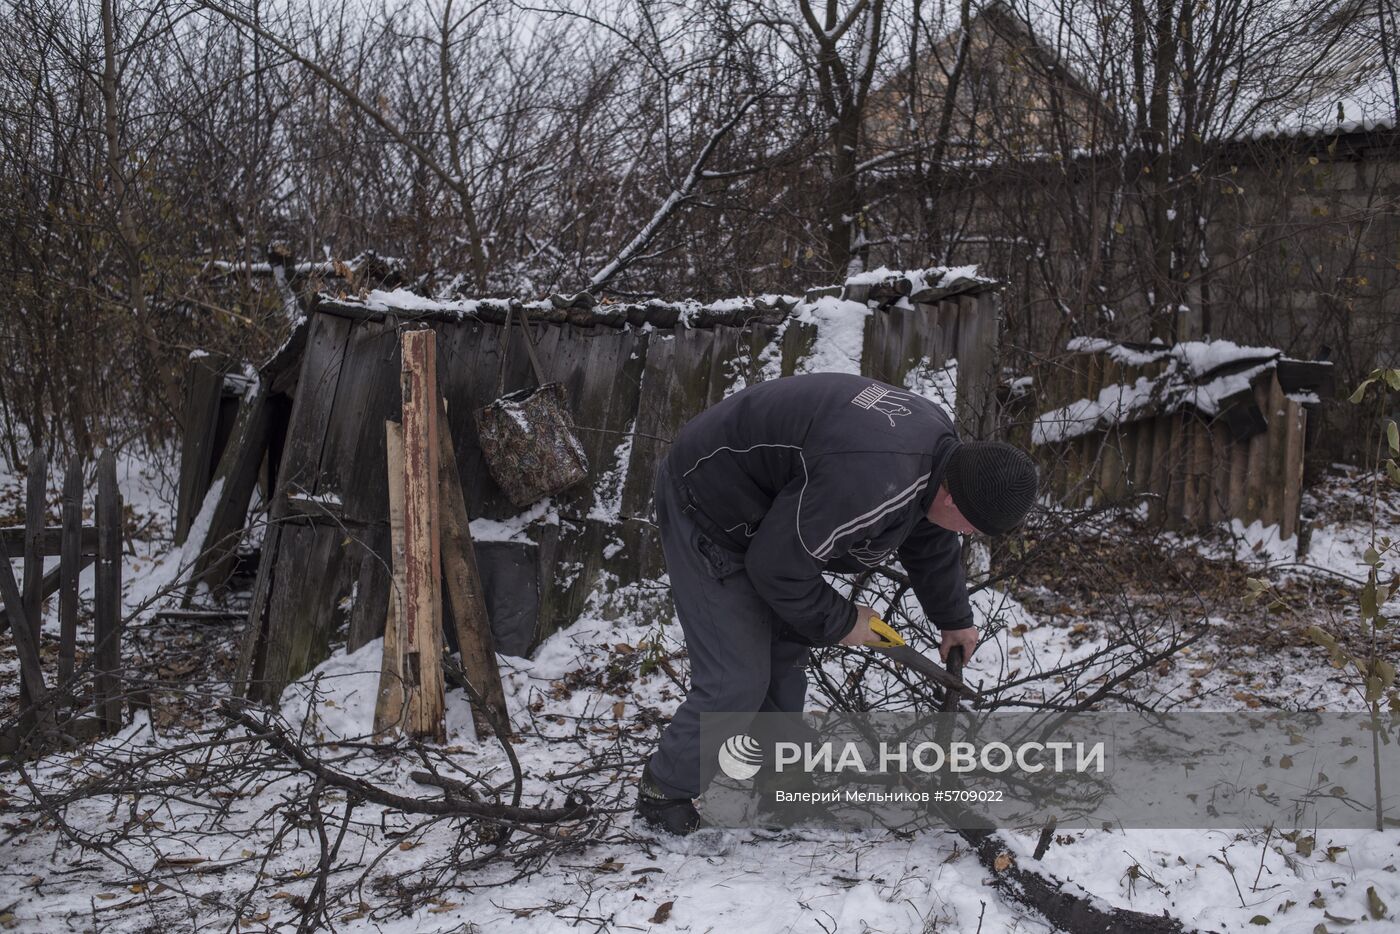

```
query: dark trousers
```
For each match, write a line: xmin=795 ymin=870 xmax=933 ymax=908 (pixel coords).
xmin=646 ymin=458 xmax=810 ymax=800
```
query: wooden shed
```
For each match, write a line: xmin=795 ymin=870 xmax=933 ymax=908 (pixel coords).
xmin=194 ymin=269 xmax=1003 ymax=703
xmin=1026 ymin=337 xmax=1334 ymax=535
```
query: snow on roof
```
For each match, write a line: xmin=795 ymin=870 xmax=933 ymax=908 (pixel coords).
xmin=952 ymin=0 xmax=1397 ymax=146
xmin=314 ymin=289 xmax=805 ymax=330
xmin=314 ymin=267 xmax=999 ymax=330
xmin=1032 ymin=338 xmax=1302 ymax=445
xmin=841 ymin=265 xmax=1001 ymax=305
xmin=1227 ymin=0 xmax=1399 ymax=141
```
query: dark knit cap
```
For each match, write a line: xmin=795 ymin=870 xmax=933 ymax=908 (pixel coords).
xmin=943 ymin=441 xmax=1038 ymax=535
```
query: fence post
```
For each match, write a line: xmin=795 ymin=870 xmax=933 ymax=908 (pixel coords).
xmin=59 ymin=457 xmax=82 ymax=687
xmin=18 ymin=448 xmax=46 ymax=720
xmin=95 ymin=453 xmax=123 ymax=734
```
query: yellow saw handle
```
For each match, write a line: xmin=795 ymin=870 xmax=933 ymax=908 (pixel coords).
xmin=864 ymin=615 xmax=906 ymax=648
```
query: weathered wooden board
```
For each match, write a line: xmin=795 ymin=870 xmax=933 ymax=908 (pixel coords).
xmin=278 ymin=313 xmax=356 ymax=499
xmin=861 ymin=307 xmax=888 ymax=383
xmin=704 ymin=325 xmax=746 ymax=405
xmin=1128 ymin=420 xmax=1152 ymax=497
xmin=399 ymin=330 xmax=446 ymax=742
xmin=1208 ymin=420 xmax=1231 ymax=525
xmin=176 ymin=355 xmax=226 ymax=545
xmin=22 ymin=448 xmax=45 ymax=661
xmin=257 ymin=522 xmax=349 ymax=706
xmin=237 ymin=312 xmax=355 ymax=702
xmin=779 ymin=318 xmax=817 ymax=377
xmin=554 ymin=327 xmax=634 ymax=519
xmin=621 ymin=330 xmax=674 ymax=519
xmin=1147 ymin=416 xmax=1173 ymax=525
xmin=880 ymin=307 xmax=907 ymax=384
xmin=437 ymin=396 xmax=510 ymax=739
xmin=94 ymin=453 xmax=122 ymax=733
xmin=1164 ymin=415 xmax=1187 ymax=527
xmin=189 ymin=378 xmax=274 ymax=592
xmin=0 ymin=549 xmax=50 ymax=736
xmin=232 ymin=521 xmax=282 ymax=697
xmin=58 ymin=458 xmax=82 ymax=686
xmin=1281 ymin=398 xmax=1307 ymax=541
xmin=316 ymin=318 xmax=401 ymax=525
xmin=345 ymin=525 xmax=391 ymax=654
xmin=955 ymin=294 xmax=999 ymax=439
xmin=1227 ymin=429 xmax=1249 ymax=520
xmin=376 ymin=421 xmax=408 ymax=738
xmin=1262 ymin=374 xmax=1287 ymax=530
xmin=1 ymin=525 xmax=98 ymax=558
xmin=535 ymin=515 xmax=663 ymax=648
xmin=436 ymin=320 xmax=495 ymax=520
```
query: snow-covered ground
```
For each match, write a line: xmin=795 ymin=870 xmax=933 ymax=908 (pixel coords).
xmin=1 ymin=449 xmax=1397 ymax=933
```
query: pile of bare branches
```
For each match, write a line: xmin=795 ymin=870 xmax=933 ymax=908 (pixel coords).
xmin=2 ymin=671 xmax=603 ymax=929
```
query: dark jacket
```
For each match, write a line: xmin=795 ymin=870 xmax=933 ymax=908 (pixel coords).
xmin=663 ymin=372 xmax=975 ymax=645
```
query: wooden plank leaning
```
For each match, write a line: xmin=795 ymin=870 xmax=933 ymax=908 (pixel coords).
xmin=375 ymin=421 xmax=409 ymax=737
xmin=175 ymin=354 xmax=226 ymax=545
xmin=375 ymin=328 xmax=448 ymax=742
xmin=0 ymin=548 xmax=53 ymax=739
xmin=187 ymin=378 xmax=273 ymax=595
xmin=437 ymin=395 xmax=511 ymax=739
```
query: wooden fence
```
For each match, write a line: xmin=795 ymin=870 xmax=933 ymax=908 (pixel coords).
xmin=1026 ymin=341 xmax=1331 ymax=536
xmin=2 ymin=451 xmax=124 ymax=750
xmin=226 ymin=274 xmax=1002 ymax=703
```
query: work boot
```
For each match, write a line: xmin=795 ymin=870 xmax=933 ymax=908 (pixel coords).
xmin=636 ymin=763 xmax=702 ymax=836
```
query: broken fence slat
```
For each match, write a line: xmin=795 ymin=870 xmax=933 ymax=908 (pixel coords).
xmin=175 ymin=354 xmax=227 ymax=545
xmin=0 ymin=550 xmax=52 ymax=736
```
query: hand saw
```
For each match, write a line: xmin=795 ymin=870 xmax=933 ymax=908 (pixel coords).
xmin=862 ymin=616 xmax=979 ymax=701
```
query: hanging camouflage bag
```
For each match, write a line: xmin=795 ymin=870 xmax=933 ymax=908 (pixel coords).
xmin=473 ymin=305 xmax=589 ymax=507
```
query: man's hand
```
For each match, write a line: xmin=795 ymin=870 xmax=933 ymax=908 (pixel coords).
xmin=838 ymin=605 xmax=880 ymax=646
xmin=938 ymin=626 xmax=978 ymax=664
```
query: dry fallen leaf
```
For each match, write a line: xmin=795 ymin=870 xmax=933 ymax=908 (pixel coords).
xmin=649 ymin=901 xmax=674 ymax=924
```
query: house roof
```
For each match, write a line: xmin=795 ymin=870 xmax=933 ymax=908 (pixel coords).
xmin=1228 ymin=0 xmax=1398 ymax=140
xmin=875 ymin=0 xmax=1396 ymax=149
